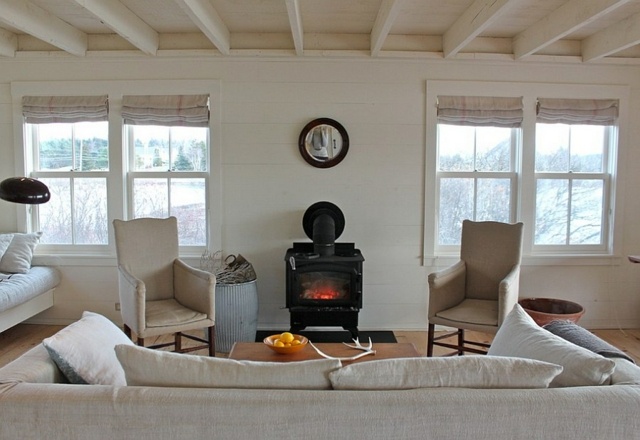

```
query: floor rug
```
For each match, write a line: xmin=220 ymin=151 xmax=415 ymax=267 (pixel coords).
xmin=255 ymin=330 xmax=397 ymax=343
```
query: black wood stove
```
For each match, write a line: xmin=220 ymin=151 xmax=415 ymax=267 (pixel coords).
xmin=285 ymin=202 xmax=364 ymax=338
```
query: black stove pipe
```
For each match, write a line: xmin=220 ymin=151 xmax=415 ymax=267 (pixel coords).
xmin=313 ymin=214 xmax=335 ymax=256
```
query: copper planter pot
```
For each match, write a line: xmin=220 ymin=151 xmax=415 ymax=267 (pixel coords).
xmin=518 ymin=298 xmax=585 ymax=326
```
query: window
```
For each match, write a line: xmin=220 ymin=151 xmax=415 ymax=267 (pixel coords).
xmin=24 ymin=96 xmax=110 ymax=245
xmin=425 ymin=81 xmax=628 ymax=258
xmin=533 ymin=98 xmax=617 ymax=249
xmin=13 ymin=80 xmax=221 ymax=256
xmin=435 ymin=96 xmax=521 ymax=246
xmin=123 ymin=95 xmax=210 ymax=246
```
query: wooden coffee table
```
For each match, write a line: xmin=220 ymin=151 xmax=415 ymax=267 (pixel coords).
xmin=228 ymin=342 xmax=420 ymax=365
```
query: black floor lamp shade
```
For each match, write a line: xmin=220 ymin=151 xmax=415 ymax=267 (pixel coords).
xmin=0 ymin=177 xmax=50 ymax=204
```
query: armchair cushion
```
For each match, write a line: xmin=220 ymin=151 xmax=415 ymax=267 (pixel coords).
xmin=145 ymin=299 xmax=208 ymax=328
xmin=488 ymin=305 xmax=615 ymax=387
xmin=434 ymin=299 xmax=498 ymax=327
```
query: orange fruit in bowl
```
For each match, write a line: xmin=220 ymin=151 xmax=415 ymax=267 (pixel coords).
xmin=280 ymin=332 xmax=295 ymax=343
xmin=264 ymin=333 xmax=308 ymax=354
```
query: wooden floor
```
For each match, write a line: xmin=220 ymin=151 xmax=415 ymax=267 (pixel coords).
xmin=2 ymin=324 xmax=640 ymax=368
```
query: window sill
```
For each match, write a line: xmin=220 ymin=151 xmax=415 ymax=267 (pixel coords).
xmin=425 ymin=254 xmax=624 ymax=267
xmin=32 ymin=252 xmax=204 ymax=267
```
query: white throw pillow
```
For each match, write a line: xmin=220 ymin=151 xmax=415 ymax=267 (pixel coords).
xmin=43 ymin=311 xmax=134 ymax=386
xmin=0 ymin=234 xmax=14 ymax=261
xmin=488 ymin=304 xmax=615 ymax=387
xmin=0 ymin=232 xmax=42 ymax=274
xmin=329 ymin=356 xmax=562 ymax=390
xmin=115 ymin=344 xmax=342 ymax=390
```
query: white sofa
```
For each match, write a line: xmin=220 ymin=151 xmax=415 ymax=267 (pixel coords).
xmin=0 ymin=232 xmax=60 ymax=333
xmin=0 ymin=266 xmax=60 ymax=333
xmin=1 ymin=342 xmax=640 ymax=440
xmin=2 ymin=305 xmax=640 ymax=440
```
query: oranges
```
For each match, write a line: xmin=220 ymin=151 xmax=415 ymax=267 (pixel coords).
xmin=265 ymin=332 xmax=308 ymax=353
xmin=272 ymin=332 xmax=300 ymax=347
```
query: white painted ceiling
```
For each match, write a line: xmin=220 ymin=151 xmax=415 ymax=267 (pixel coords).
xmin=2 ymin=0 xmax=640 ymax=63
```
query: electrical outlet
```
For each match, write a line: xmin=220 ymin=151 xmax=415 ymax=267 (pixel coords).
xmin=115 ymin=302 xmax=120 ymax=311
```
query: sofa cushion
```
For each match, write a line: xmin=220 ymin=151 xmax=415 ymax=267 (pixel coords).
xmin=610 ymin=358 xmax=640 ymax=385
xmin=43 ymin=311 xmax=133 ymax=386
xmin=329 ymin=356 xmax=562 ymax=390
xmin=115 ymin=344 xmax=342 ymax=390
xmin=488 ymin=304 xmax=615 ymax=387
xmin=0 ymin=232 xmax=41 ymax=274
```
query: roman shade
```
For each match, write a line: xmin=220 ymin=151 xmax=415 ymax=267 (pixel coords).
xmin=22 ymin=96 xmax=108 ymax=124
xmin=536 ymin=98 xmax=619 ymax=125
xmin=437 ymin=96 xmax=523 ymax=127
xmin=121 ymin=95 xmax=209 ymax=127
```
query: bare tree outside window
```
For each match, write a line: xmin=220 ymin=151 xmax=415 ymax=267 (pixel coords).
xmin=534 ymin=124 xmax=607 ymax=246
xmin=31 ymin=122 xmax=109 ymax=245
xmin=437 ymin=124 xmax=516 ymax=245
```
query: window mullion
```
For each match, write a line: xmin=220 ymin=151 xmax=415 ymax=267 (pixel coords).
xmin=566 ymin=178 xmax=573 ymax=245
xmin=167 ymin=176 xmax=172 ymax=217
xmin=70 ymin=176 xmax=76 ymax=245
xmin=472 ymin=176 xmax=478 ymax=220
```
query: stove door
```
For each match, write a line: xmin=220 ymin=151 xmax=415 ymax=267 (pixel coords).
xmin=287 ymin=263 xmax=361 ymax=308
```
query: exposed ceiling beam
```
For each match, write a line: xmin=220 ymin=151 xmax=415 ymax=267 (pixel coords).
xmin=0 ymin=28 xmax=17 ymax=57
xmin=443 ymin=0 xmax=515 ymax=58
xmin=73 ymin=0 xmax=159 ymax=55
xmin=513 ymin=0 xmax=629 ymax=59
xmin=371 ymin=0 xmax=403 ymax=57
xmin=0 ymin=0 xmax=87 ymax=56
xmin=582 ymin=10 xmax=640 ymax=61
xmin=285 ymin=0 xmax=303 ymax=56
xmin=174 ymin=0 xmax=230 ymax=55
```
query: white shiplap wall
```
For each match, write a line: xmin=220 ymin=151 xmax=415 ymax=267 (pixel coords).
xmin=1 ymin=55 xmax=640 ymax=331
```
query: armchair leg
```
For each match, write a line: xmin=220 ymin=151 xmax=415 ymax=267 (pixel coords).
xmin=124 ymin=324 xmax=132 ymax=340
xmin=208 ymin=325 xmax=215 ymax=357
xmin=457 ymin=329 xmax=464 ymax=356
xmin=175 ymin=332 xmax=182 ymax=352
xmin=427 ymin=324 xmax=435 ymax=357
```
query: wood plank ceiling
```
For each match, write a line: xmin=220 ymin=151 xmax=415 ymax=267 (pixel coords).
xmin=2 ymin=0 xmax=640 ymax=64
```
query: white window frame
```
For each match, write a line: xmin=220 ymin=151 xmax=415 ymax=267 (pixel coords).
xmin=435 ymin=124 xmax=520 ymax=253
xmin=424 ymin=80 xmax=629 ymax=264
xmin=533 ymin=124 xmax=614 ymax=253
xmin=11 ymin=80 xmax=222 ymax=258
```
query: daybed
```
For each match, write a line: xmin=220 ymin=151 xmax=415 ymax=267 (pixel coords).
xmin=1 ymin=306 xmax=640 ymax=440
xmin=0 ymin=232 xmax=60 ymax=333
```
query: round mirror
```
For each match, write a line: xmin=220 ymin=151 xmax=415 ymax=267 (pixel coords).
xmin=298 ymin=118 xmax=349 ymax=168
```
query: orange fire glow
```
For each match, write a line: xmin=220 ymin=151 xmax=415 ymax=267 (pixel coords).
xmin=303 ymin=286 xmax=342 ymax=300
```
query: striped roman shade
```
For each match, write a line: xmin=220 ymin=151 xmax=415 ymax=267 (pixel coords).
xmin=22 ymin=95 xmax=108 ymax=124
xmin=536 ymin=98 xmax=618 ymax=125
xmin=122 ymin=95 xmax=209 ymax=127
xmin=437 ymin=96 xmax=523 ymax=127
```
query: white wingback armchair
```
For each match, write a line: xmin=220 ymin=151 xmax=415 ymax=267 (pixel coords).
xmin=427 ymin=220 xmax=523 ymax=356
xmin=113 ymin=216 xmax=216 ymax=356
